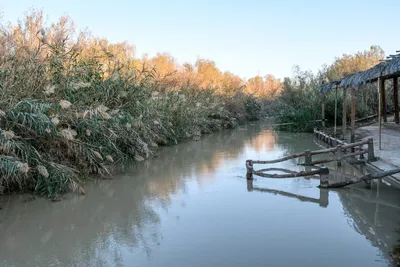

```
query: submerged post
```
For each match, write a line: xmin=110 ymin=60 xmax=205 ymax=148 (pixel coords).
xmin=304 ymin=150 xmax=312 ymax=165
xmin=319 ymin=167 xmax=330 ymax=188
xmin=246 ymin=179 xmax=254 ymax=192
xmin=246 ymin=160 xmax=253 ymax=180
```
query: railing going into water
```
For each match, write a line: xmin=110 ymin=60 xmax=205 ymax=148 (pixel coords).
xmin=245 ymin=132 xmax=400 ymax=188
xmin=313 ymin=129 xmax=376 ymax=162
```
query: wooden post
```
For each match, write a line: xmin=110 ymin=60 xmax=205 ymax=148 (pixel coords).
xmin=367 ymin=138 xmax=375 ymax=161
xmin=319 ymin=167 xmax=330 ymax=188
xmin=380 ymin=78 xmax=387 ymax=123
xmin=334 ymin=86 xmax=338 ymax=136
xmin=359 ymin=145 xmax=365 ymax=160
xmin=378 ymin=78 xmax=382 ymax=150
xmin=246 ymin=160 xmax=253 ymax=180
xmin=350 ymin=87 xmax=356 ymax=144
xmin=342 ymin=87 xmax=347 ymax=139
xmin=246 ymin=179 xmax=254 ymax=192
xmin=305 ymin=150 xmax=312 ymax=165
xmin=364 ymin=180 xmax=372 ymax=189
xmin=321 ymin=95 xmax=325 ymax=128
xmin=336 ymin=151 xmax=342 ymax=167
xmin=394 ymin=77 xmax=399 ymax=124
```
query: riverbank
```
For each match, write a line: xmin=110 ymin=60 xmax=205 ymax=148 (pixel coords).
xmin=0 ymin=93 xmax=261 ymax=199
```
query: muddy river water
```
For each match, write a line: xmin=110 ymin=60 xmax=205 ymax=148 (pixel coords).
xmin=0 ymin=123 xmax=399 ymax=267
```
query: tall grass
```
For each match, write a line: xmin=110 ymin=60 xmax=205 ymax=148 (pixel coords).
xmin=0 ymin=13 xmax=261 ymax=198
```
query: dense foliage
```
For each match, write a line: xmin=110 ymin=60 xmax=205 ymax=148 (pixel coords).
xmin=270 ymin=46 xmax=387 ymax=132
xmin=0 ymin=10 xmax=263 ymax=198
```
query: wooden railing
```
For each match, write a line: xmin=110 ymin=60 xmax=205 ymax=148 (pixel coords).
xmin=244 ymin=130 xmax=399 ymax=188
xmin=313 ymin=129 xmax=375 ymax=162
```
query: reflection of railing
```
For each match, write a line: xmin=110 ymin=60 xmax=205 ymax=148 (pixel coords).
xmin=246 ymin=180 xmax=329 ymax=207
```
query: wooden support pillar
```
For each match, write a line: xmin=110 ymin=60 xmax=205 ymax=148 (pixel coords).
xmin=304 ymin=150 xmax=312 ymax=165
xmin=378 ymin=77 xmax=382 ymax=150
xmin=350 ymin=88 xmax=356 ymax=144
xmin=342 ymin=87 xmax=347 ymax=139
xmin=334 ymin=86 xmax=338 ymax=136
xmin=321 ymin=96 xmax=325 ymax=128
xmin=380 ymin=78 xmax=387 ymax=123
xmin=394 ymin=77 xmax=399 ymax=124
xmin=367 ymin=138 xmax=375 ymax=161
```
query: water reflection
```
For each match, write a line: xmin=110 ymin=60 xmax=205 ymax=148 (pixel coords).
xmin=247 ymin=180 xmax=330 ymax=207
xmin=338 ymin=182 xmax=400 ymax=266
xmin=0 ymin=125 xmax=264 ymax=267
xmin=0 ymin=178 xmax=163 ymax=266
xmin=0 ymin=123 xmax=398 ymax=267
xmin=246 ymin=129 xmax=277 ymax=152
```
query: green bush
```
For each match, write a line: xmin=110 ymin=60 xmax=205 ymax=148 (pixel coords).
xmin=271 ymin=68 xmax=381 ymax=133
xmin=244 ymin=95 xmax=262 ymax=121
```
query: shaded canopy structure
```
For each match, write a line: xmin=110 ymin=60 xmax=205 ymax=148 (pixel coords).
xmin=319 ymin=52 xmax=400 ymax=149
xmin=320 ymin=57 xmax=400 ymax=92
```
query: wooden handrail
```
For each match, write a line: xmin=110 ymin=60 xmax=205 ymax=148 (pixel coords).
xmin=314 ymin=129 xmax=375 ymax=161
xmin=245 ymin=129 xmax=378 ymax=189
xmin=299 ymin=150 xmax=367 ymax=166
xmin=251 ymin=139 xmax=369 ymax=166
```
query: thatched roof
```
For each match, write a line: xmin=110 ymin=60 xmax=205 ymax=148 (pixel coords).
xmin=319 ymin=54 xmax=400 ymax=93
xmin=339 ymin=72 xmax=363 ymax=88
xmin=319 ymin=81 xmax=339 ymax=93
xmin=382 ymin=56 xmax=400 ymax=77
xmin=361 ymin=61 xmax=387 ymax=82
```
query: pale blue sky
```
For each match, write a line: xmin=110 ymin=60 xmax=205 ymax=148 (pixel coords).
xmin=1 ymin=0 xmax=399 ymax=79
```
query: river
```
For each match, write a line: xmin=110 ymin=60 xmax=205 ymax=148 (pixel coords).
xmin=0 ymin=123 xmax=399 ymax=267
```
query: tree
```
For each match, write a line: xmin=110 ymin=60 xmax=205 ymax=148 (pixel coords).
xmin=245 ymin=75 xmax=282 ymax=98
xmin=195 ymin=59 xmax=221 ymax=89
xmin=326 ymin=45 xmax=384 ymax=81
xmin=149 ymin=53 xmax=177 ymax=80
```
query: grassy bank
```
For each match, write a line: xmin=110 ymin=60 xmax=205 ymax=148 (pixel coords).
xmin=0 ymin=12 xmax=262 ymax=198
